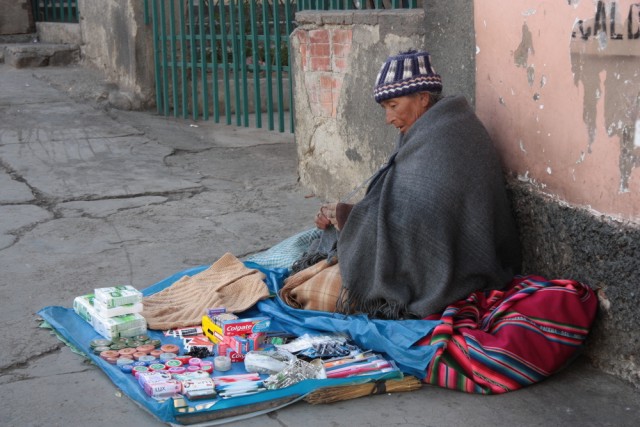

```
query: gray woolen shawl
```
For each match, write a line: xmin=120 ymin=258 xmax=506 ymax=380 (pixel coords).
xmin=337 ymin=95 xmax=522 ymax=319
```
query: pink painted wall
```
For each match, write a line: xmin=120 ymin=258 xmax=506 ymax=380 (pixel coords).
xmin=475 ymin=0 xmax=639 ymax=222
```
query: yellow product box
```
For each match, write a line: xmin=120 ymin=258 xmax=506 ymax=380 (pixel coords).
xmin=202 ymin=315 xmax=225 ymax=343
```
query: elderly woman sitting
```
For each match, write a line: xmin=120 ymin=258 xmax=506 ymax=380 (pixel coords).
xmin=264 ymin=50 xmax=596 ymax=396
xmin=283 ymin=50 xmax=522 ymax=320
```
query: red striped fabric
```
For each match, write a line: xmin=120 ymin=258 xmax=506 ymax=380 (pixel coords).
xmin=419 ymin=275 xmax=598 ymax=394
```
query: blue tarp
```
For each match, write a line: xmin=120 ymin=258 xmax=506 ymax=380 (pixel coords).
xmin=38 ymin=263 xmax=440 ymax=425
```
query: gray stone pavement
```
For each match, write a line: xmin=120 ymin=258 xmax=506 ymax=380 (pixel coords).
xmin=1 ymin=64 xmax=639 ymax=427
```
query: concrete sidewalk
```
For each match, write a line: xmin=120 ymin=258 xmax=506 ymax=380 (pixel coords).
xmin=1 ymin=64 xmax=638 ymax=427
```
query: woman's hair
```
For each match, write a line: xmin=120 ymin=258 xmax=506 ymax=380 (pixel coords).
xmin=426 ymin=91 xmax=443 ymax=107
xmin=411 ymin=91 xmax=442 ymax=108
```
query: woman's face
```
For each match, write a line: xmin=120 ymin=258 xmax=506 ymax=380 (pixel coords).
xmin=380 ymin=92 xmax=430 ymax=134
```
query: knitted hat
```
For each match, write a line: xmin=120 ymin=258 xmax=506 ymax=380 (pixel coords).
xmin=373 ymin=50 xmax=443 ymax=103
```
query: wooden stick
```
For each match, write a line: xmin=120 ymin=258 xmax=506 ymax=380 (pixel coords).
xmin=304 ymin=375 xmax=422 ymax=405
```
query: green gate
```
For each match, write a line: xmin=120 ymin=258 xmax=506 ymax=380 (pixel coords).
xmin=31 ymin=0 xmax=79 ymax=23
xmin=144 ymin=0 xmax=418 ymax=133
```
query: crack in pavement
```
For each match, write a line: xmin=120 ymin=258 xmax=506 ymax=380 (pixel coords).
xmin=162 ymin=146 xmax=217 ymax=167
xmin=106 ymin=218 xmax=135 ymax=285
xmin=56 ymin=187 xmax=206 ymax=204
xmin=1 ymin=366 xmax=96 ymax=385
xmin=1 ymin=153 xmax=206 ymax=251
xmin=0 ymin=341 xmax=65 ymax=374
xmin=0 ymin=157 xmax=53 ymax=214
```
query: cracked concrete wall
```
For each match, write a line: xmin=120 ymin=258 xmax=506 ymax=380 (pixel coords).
xmin=77 ymin=0 xmax=155 ymax=108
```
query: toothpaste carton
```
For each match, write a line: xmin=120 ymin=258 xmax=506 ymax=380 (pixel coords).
xmin=214 ymin=316 xmax=271 ymax=336
xmin=227 ymin=349 xmax=245 ymax=363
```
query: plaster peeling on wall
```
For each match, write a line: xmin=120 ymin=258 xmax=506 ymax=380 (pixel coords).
xmin=635 ymin=120 xmax=640 ymax=148
xmin=547 ymin=167 xmax=553 ymax=174
xmin=514 ymin=23 xmax=534 ymax=67
xmin=570 ymin=1 xmax=640 ymax=192
xmin=527 ymin=66 xmax=535 ymax=86
xmin=596 ymin=30 xmax=609 ymax=50
xmin=519 ymin=140 xmax=527 ymax=153
xmin=522 ymin=9 xmax=537 ymax=17
xmin=517 ymin=170 xmax=548 ymax=189
xmin=540 ymin=74 xmax=548 ymax=88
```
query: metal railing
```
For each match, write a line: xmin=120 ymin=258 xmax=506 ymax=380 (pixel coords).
xmin=31 ymin=0 xmax=79 ymax=23
xmin=144 ymin=0 xmax=419 ymax=133
xmin=296 ymin=0 xmax=418 ymax=10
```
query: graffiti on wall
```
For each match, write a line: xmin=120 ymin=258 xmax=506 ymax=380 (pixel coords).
xmin=572 ymin=1 xmax=639 ymax=42
xmin=570 ymin=0 xmax=639 ymax=193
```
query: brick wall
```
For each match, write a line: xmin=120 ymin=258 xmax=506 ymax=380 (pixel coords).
xmin=295 ymin=28 xmax=352 ymax=118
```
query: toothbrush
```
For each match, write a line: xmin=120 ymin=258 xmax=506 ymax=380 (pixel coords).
xmin=326 ymin=360 xmax=392 ymax=378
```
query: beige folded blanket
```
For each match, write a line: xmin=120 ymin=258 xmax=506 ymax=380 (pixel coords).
xmin=142 ymin=253 xmax=270 ymax=330
xmin=279 ymin=260 xmax=344 ymax=312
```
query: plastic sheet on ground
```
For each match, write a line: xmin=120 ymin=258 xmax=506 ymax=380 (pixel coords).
xmin=38 ymin=263 xmax=440 ymax=425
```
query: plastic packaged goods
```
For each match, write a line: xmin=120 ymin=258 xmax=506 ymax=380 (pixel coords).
xmin=243 ymin=350 xmax=296 ymax=375
xmin=181 ymin=378 xmax=216 ymax=400
xmin=94 ymin=285 xmax=143 ymax=308
xmin=143 ymin=380 xmax=181 ymax=400
xmin=264 ymin=358 xmax=325 ymax=390
xmin=73 ymin=294 xmax=147 ymax=340
xmin=213 ymin=356 xmax=231 ymax=372
xmin=93 ymin=298 xmax=143 ymax=318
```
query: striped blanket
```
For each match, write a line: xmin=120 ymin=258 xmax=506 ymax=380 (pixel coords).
xmin=420 ymin=275 xmax=598 ymax=394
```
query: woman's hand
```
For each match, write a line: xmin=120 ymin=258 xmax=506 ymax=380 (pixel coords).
xmin=315 ymin=203 xmax=339 ymax=230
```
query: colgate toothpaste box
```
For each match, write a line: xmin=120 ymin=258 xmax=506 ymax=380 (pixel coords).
xmin=227 ymin=349 xmax=245 ymax=363
xmin=202 ymin=314 xmax=271 ymax=344
xmin=230 ymin=335 xmax=249 ymax=354
xmin=219 ymin=316 xmax=271 ymax=336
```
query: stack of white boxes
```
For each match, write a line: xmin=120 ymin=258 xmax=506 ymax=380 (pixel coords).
xmin=73 ymin=285 xmax=147 ymax=340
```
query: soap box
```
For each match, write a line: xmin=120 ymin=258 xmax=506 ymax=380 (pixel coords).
xmin=93 ymin=298 xmax=143 ymax=318
xmin=73 ymin=294 xmax=147 ymax=340
xmin=94 ymin=285 xmax=143 ymax=308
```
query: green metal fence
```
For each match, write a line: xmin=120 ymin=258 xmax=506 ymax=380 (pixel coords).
xmin=31 ymin=0 xmax=79 ymax=23
xmin=144 ymin=0 xmax=419 ymax=133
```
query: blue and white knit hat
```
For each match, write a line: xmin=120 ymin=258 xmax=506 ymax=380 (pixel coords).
xmin=373 ymin=50 xmax=443 ymax=103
